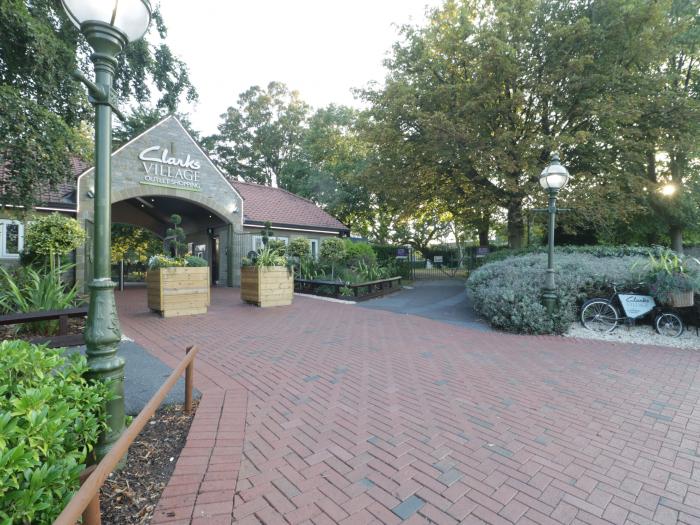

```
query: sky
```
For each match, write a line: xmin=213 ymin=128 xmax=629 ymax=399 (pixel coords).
xmin=157 ymin=1 xmax=443 ymax=136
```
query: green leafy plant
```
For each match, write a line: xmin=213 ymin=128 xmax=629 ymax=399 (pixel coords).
xmin=184 ymin=255 xmax=208 ymax=267
xmin=467 ymin=252 xmax=647 ymax=334
xmin=288 ymin=237 xmax=311 ymax=258
xmin=24 ymin=213 xmax=86 ymax=271
xmin=252 ymin=246 xmax=288 ymax=268
xmin=0 ymin=266 xmax=82 ymax=335
xmin=638 ymin=252 xmax=700 ymax=300
xmin=260 ymin=221 xmax=274 ymax=246
xmin=267 ymin=239 xmax=287 ymax=256
xmin=339 ymin=285 xmax=354 ymax=297
xmin=320 ymin=238 xmax=347 ymax=280
xmin=0 ymin=340 xmax=110 ymax=524
xmin=343 ymin=240 xmax=376 ymax=268
xmin=166 ymin=214 xmax=187 ymax=258
xmin=147 ymin=254 xmax=186 ymax=270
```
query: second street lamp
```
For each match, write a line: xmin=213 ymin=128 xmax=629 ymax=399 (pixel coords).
xmin=60 ymin=0 xmax=151 ymax=461
xmin=539 ymin=153 xmax=571 ymax=315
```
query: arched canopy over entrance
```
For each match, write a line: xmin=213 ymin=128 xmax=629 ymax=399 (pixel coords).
xmin=76 ymin=116 xmax=243 ymax=289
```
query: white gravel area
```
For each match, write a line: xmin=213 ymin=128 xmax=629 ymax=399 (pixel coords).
xmin=566 ymin=323 xmax=700 ymax=350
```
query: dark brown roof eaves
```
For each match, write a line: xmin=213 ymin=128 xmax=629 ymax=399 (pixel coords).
xmin=0 ymin=157 xmax=91 ymax=209
xmin=231 ymin=181 xmax=349 ymax=234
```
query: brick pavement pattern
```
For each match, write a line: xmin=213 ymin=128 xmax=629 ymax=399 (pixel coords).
xmin=117 ymin=288 xmax=700 ymax=524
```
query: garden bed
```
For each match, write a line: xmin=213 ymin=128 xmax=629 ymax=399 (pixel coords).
xmin=295 ymin=276 xmax=402 ymax=301
xmin=101 ymin=401 xmax=197 ymax=525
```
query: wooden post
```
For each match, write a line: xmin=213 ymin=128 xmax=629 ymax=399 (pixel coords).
xmin=79 ymin=466 xmax=101 ymax=525
xmin=59 ymin=314 xmax=69 ymax=336
xmin=185 ymin=346 xmax=194 ymax=414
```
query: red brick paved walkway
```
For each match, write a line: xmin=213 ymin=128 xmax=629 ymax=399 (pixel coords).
xmin=117 ymin=288 xmax=700 ymax=524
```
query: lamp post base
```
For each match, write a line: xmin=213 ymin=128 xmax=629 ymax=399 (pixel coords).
xmin=84 ymin=278 xmax=125 ymax=463
xmin=542 ymin=289 xmax=557 ymax=315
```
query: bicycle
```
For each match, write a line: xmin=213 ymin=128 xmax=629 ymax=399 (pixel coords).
xmin=580 ymin=283 xmax=684 ymax=337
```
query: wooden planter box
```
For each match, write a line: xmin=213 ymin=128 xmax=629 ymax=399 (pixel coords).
xmin=146 ymin=267 xmax=210 ymax=318
xmin=241 ymin=266 xmax=293 ymax=307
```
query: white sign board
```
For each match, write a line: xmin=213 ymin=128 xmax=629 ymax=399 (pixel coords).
xmin=619 ymin=294 xmax=655 ymax=319
xmin=433 ymin=255 xmax=443 ymax=263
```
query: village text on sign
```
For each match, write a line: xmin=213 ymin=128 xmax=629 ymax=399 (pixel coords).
xmin=138 ymin=146 xmax=202 ymax=192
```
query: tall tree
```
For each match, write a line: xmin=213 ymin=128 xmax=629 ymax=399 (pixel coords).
xmin=0 ymin=0 xmax=197 ymax=209
xmin=209 ymin=82 xmax=310 ymax=187
xmin=362 ymin=0 xmax=671 ymax=248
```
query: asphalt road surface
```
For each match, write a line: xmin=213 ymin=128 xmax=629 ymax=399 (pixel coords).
xmin=358 ymin=279 xmax=492 ymax=331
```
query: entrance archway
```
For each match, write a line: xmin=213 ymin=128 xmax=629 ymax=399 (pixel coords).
xmin=74 ymin=115 xmax=244 ymax=290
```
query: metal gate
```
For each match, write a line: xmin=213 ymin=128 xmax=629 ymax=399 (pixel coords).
xmin=408 ymin=247 xmax=478 ymax=280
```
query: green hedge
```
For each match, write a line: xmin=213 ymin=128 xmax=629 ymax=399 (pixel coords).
xmin=0 ymin=341 xmax=109 ymax=524
xmin=467 ymin=251 xmax=648 ymax=334
xmin=482 ymin=244 xmax=670 ymax=264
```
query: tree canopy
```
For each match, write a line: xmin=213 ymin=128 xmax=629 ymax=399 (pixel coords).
xmin=0 ymin=0 xmax=197 ymax=209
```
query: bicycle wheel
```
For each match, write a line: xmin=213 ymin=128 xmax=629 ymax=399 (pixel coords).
xmin=581 ymin=299 xmax=619 ymax=333
xmin=655 ymin=311 xmax=684 ymax=338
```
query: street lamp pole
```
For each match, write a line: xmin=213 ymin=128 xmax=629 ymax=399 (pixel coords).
xmin=539 ymin=153 xmax=571 ymax=315
xmin=60 ymin=0 xmax=151 ymax=461
xmin=542 ymin=188 xmax=559 ymax=313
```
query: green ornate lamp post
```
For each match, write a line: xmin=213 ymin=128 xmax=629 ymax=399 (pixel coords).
xmin=539 ymin=153 xmax=571 ymax=314
xmin=60 ymin=0 xmax=151 ymax=460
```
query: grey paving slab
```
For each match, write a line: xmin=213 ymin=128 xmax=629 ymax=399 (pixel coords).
xmin=70 ymin=340 xmax=201 ymax=415
xmin=358 ymin=279 xmax=492 ymax=331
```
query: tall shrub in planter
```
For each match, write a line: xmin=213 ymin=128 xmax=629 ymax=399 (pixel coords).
xmin=241 ymin=247 xmax=293 ymax=307
xmin=0 ymin=340 xmax=109 ymax=524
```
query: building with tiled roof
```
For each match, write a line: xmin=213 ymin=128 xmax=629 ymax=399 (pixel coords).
xmin=0 ymin=116 xmax=349 ymax=287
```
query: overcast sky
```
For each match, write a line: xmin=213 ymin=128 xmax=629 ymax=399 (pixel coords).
xmin=157 ymin=1 xmax=442 ymax=136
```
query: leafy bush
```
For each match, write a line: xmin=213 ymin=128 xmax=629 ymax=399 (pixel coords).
xmin=243 ymin=246 xmax=288 ymax=268
xmin=0 ymin=266 xmax=82 ymax=334
xmin=482 ymin=244 xmax=670 ymax=264
xmin=638 ymin=252 xmax=700 ymax=299
xmin=0 ymin=340 xmax=110 ymax=524
xmin=266 ymin=239 xmax=287 ymax=255
xmin=184 ymin=255 xmax=208 ymax=267
xmin=343 ymin=240 xmax=376 ymax=267
xmin=24 ymin=213 xmax=86 ymax=270
xmin=288 ymin=237 xmax=311 ymax=258
xmin=320 ymin=238 xmax=346 ymax=279
xmin=467 ymin=252 xmax=646 ymax=334
xmin=148 ymin=254 xmax=186 ymax=269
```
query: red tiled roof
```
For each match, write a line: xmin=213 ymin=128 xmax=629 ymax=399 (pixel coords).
xmin=232 ymin=181 xmax=349 ymax=233
xmin=0 ymin=157 xmax=91 ymax=209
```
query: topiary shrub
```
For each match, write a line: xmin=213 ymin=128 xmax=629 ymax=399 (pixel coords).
xmin=288 ymin=237 xmax=311 ymax=259
xmin=320 ymin=238 xmax=346 ymax=280
xmin=467 ymin=251 xmax=647 ymax=334
xmin=0 ymin=340 xmax=110 ymax=524
xmin=24 ymin=213 xmax=86 ymax=270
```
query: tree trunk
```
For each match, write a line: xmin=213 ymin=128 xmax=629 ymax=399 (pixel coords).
xmin=478 ymin=221 xmax=489 ymax=247
xmin=507 ymin=199 xmax=525 ymax=249
xmin=670 ymin=226 xmax=684 ymax=254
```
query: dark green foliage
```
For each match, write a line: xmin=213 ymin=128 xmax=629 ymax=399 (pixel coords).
xmin=343 ymin=240 xmax=376 ymax=267
xmin=0 ymin=265 xmax=82 ymax=335
xmin=166 ymin=214 xmax=187 ymax=258
xmin=0 ymin=340 xmax=110 ymax=524
xmin=184 ymin=255 xmax=208 ymax=267
xmin=468 ymin=252 xmax=648 ymax=334
xmin=0 ymin=1 xmax=197 ymax=209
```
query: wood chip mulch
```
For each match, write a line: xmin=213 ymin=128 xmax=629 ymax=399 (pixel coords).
xmin=100 ymin=401 xmax=197 ymax=524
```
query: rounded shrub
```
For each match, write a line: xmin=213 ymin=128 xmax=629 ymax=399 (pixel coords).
xmin=343 ymin=240 xmax=376 ymax=267
xmin=467 ymin=251 xmax=647 ymax=334
xmin=0 ymin=340 xmax=110 ymax=523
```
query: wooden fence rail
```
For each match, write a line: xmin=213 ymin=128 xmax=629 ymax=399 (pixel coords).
xmin=53 ymin=345 xmax=199 ymax=525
